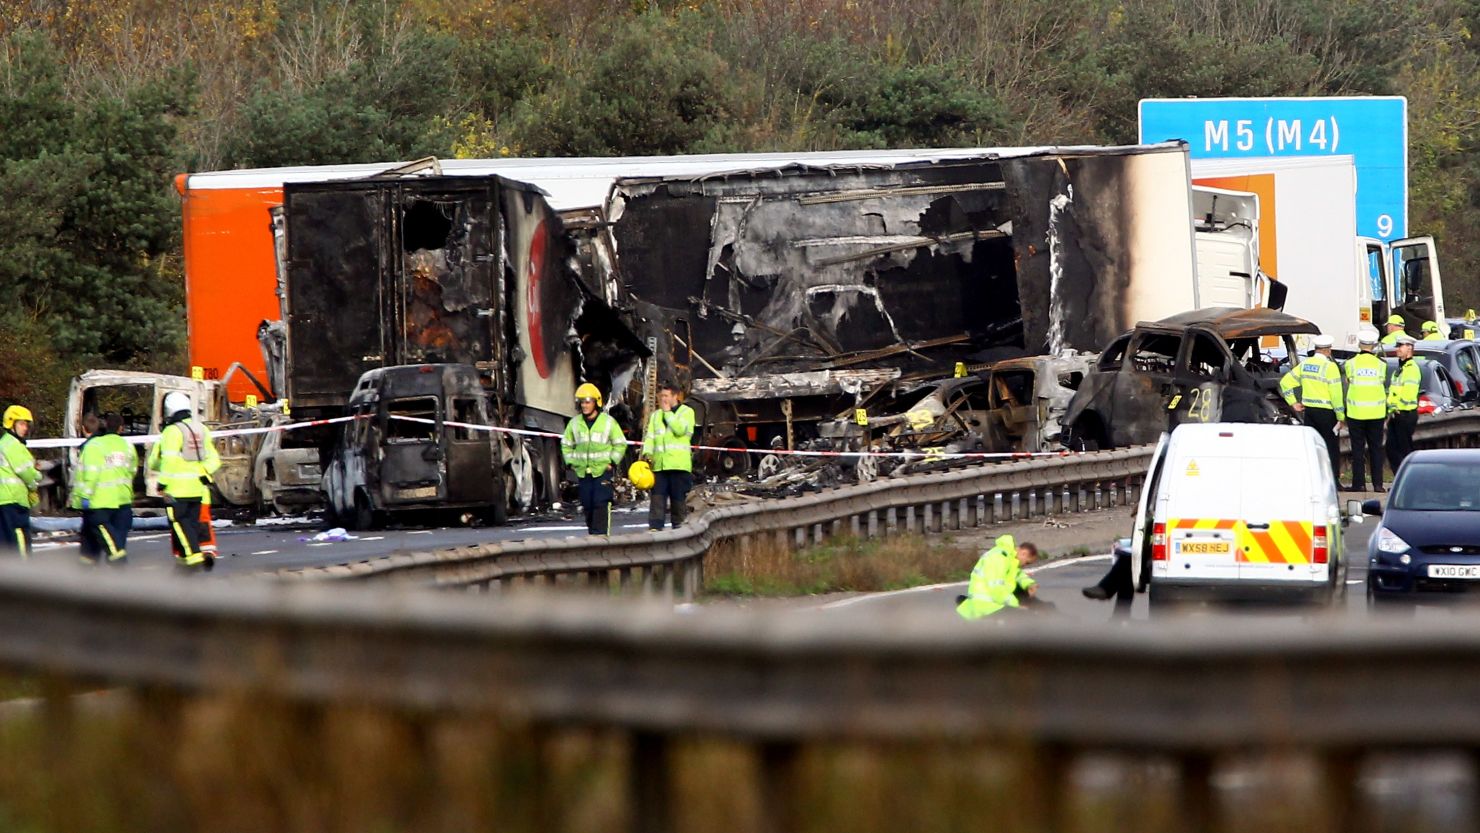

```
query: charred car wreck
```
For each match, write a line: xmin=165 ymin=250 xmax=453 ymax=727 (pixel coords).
xmin=600 ymin=143 xmax=1200 ymax=466
xmin=812 ymin=352 xmax=1093 ymax=481
xmin=1060 ymin=307 xmax=1319 ymax=450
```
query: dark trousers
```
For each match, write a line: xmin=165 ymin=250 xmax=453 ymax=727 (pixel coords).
xmin=1094 ymin=552 xmax=1136 ymax=617
xmin=577 ymin=470 xmax=614 ymax=535
xmin=1386 ymin=410 xmax=1418 ymax=475
xmin=0 ymin=503 xmax=30 ymax=556
xmin=165 ymin=498 xmax=204 ymax=562
xmin=1304 ymin=408 xmax=1340 ymax=484
xmin=649 ymin=470 xmax=693 ymax=530
xmin=81 ymin=507 xmax=133 ymax=564
xmin=1347 ymin=417 xmax=1385 ymax=490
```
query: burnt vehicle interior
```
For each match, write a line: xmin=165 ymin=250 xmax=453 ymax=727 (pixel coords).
xmin=1065 ymin=308 xmax=1314 ymax=449
xmin=76 ymin=384 xmax=155 ymax=437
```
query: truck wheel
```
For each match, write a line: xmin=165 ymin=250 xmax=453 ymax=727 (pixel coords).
xmin=345 ymin=491 xmax=375 ymax=531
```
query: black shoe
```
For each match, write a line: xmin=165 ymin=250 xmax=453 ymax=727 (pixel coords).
xmin=1082 ymin=585 xmax=1112 ymax=601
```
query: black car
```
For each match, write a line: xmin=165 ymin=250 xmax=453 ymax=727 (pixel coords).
xmin=1410 ymin=339 xmax=1480 ymax=405
xmin=1366 ymin=450 xmax=1480 ymax=603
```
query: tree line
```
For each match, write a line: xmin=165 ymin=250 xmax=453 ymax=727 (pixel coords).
xmin=3 ymin=0 xmax=1479 ymax=424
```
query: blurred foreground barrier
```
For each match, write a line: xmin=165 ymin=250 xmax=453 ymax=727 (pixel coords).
xmin=2 ymin=562 xmax=1480 ymax=831
xmin=287 ymin=409 xmax=1480 ymax=597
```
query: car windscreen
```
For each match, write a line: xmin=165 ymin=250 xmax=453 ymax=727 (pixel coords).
xmin=1391 ymin=460 xmax=1480 ymax=511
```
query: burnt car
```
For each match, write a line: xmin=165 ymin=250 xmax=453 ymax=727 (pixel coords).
xmin=815 ymin=352 xmax=1092 ymax=478
xmin=323 ymin=363 xmax=508 ymax=529
xmin=1060 ymin=307 xmax=1317 ymax=450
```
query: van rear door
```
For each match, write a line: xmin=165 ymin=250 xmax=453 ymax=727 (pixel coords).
xmin=1155 ymin=451 xmax=1242 ymax=584
xmin=1130 ymin=432 xmax=1170 ymax=591
xmin=1236 ymin=452 xmax=1322 ymax=583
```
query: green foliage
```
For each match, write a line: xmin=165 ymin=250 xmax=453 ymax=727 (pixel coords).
xmin=818 ymin=61 xmax=1008 ymax=149
xmin=512 ymin=13 xmax=734 ymax=156
xmin=0 ymin=32 xmax=190 ymax=376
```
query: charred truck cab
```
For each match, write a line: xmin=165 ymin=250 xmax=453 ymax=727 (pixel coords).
xmin=323 ymin=364 xmax=505 ymax=529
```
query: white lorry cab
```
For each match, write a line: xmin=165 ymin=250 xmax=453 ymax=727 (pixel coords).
xmin=1130 ymin=422 xmax=1357 ymax=608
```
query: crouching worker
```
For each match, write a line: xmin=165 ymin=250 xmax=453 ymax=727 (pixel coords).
xmin=71 ymin=413 xmax=137 ymax=565
xmin=956 ymin=535 xmax=1040 ymax=620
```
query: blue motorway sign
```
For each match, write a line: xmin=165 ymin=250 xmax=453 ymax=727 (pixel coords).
xmin=1139 ymin=97 xmax=1407 ymax=240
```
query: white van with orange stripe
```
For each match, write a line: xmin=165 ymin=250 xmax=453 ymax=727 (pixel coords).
xmin=1130 ymin=422 xmax=1350 ymax=607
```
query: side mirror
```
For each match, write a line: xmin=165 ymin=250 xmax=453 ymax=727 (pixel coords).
xmin=1361 ymin=498 xmax=1383 ymax=516
xmin=1343 ymin=499 xmax=1365 ymax=525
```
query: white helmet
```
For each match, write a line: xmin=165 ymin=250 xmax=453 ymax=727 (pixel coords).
xmin=163 ymin=391 xmax=192 ymax=416
xmin=1312 ymin=334 xmax=1335 ymax=349
xmin=1357 ymin=329 xmax=1380 ymax=346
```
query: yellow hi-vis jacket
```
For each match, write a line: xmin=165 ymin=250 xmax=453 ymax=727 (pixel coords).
xmin=641 ymin=404 xmax=695 ymax=473
xmin=0 ymin=431 xmax=39 ymax=507
xmin=1389 ymin=359 xmax=1422 ymax=413
xmin=956 ymin=534 xmax=1036 ymax=620
xmin=1343 ymin=352 xmax=1389 ymax=421
xmin=1280 ymin=353 xmax=1345 ymax=419
xmin=70 ymin=433 xmax=138 ymax=510
xmin=561 ymin=412 xmax=626 ymax=478
xmin=146 ymin=418 xmax=220 ymax=499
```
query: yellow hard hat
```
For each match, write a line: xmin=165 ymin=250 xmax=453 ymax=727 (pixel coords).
xmin=1423 ymin=320 xmax=1440 ymax=333
xmin=628 ymin=460 xmax=655 ymax=490
xmin=3 ymin=405 xmax=32 ymax=431
xmin=1387 ymin=314 xmax=1406 ymax=326
xmin=574 ymin=382 xmax=602 ymax=407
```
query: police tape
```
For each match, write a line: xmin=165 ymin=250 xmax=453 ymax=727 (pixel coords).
xmin=386 ymin=415 xmax=1077 ymax=462
xmin=24 ymin=415 xmax=362 ymax=451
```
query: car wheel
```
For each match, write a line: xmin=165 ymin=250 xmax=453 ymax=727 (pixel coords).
xmin=1366 ymin=582 xmax=1414 ymax=617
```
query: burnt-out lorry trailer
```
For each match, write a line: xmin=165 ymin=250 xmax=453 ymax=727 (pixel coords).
xmin=597 ymin=142 xmax=1204 ymax=468
xmin=278 ymin=174 xmax=645 ymax=514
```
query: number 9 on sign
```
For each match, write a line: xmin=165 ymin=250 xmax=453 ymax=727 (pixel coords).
xmin=1377 ymin=214 xmax=1393 ymax=238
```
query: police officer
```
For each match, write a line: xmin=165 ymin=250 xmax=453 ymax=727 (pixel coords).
xmin=1344 ymin=330 xmax=1388 ymax=492
xmin=641 ymin=382 xmax=695 ymax=530
xmin=1381 ymin=314 xmax=1407 ymax=349
xmin=1421 ymin=320 xmax=1444 ymax=342
xmin=956 ymin=535 xmax=1039 ymax=620
xmin=146 ymin=392 xmax=220 ymax=569
xmin=1280 ymin=334 xmax=1344 ymax=483
xmin=70 ymin=412 xmax=137 ymax=565
xmin=561 ymin=383 xmax=626 ymax=535
xmin=1386 ymin=335 xmax=1421 ymax=475
xmin=0 ymin=405 xmax=40 ymax=556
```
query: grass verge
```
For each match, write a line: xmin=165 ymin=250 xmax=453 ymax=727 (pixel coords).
xmin=703 ymin=535 xmax=975 ymax=597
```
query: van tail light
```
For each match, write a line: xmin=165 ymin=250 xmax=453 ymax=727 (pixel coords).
xmin=1456 ymin=378 xmax=1467 ymax=396
xmin=1151 ymin=522 xmax=1168 ymax=561
xmin=1418 ymin=395 xmax=1437 ymax=415
xmin=1313 ymin=525 xmax=1329 ymax=564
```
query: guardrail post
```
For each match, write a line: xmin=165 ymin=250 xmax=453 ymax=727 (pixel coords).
xmin=1027 ymin=489 xmax=1037 ymax=518
xmin=923 ymin=502 xmax=935 ymax=534
xmin=993 ymin=493 xmax=1004 ymax=524
xmin=795 ymin=527 xmax=807 ymax=549
xmin=886 ymin=507 xmax=898 ymax=535
xmin=1317 ymin=749 xmax=1361 ymax=832
xmin=850 ymin=514 xmax=862 ymax=537
xmin=957 ymin=498 xmax=969 ymax=529
xmin=629 ymin=731 xmax=675 ymax=833
xmin=1062 ymin=485 xmax=1072 ymax=515
xmin=1077 ymin=484 xmax=1088 ymax=513
xmin=619 ymin=568 xmax=633 ymax=596
xmin=662 ymin=564 xmax=676 ymax=599
xmin=1010 ymin=491 xmax=1021 ymax=520
xmin=642 ymin=566 xmax=657 ymax=597
xmin=1178 ymin=753 xmax=1218 ymax=833
xmin=1094 ymin=484 xmax=1104 ymax=510
xmin=905 ymin=505 xmax=917 ymax=533
xmin=867 ymin=510 xmax=879 ymax=538
xmin=757 ymin=741 xmax=802 ymax=833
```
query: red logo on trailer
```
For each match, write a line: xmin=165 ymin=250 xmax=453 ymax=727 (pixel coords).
xmin=526 ymin=219 xmax=551 ymax=379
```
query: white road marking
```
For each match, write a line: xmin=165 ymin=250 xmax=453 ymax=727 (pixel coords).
xmin=408 ymin=531 xmax=435 ymax=535
xmin=251 ymin=550 xmax=279 ymax=556
xmin=1347 ymin=580 xmax=1363 ymax=585
xmin=817 ymin=553 xmax=1115 ymax=610
xmin=360 ymin=536 xmax=385 ymax=541
xmin=131 ymin=534 xmax=168 ymax=542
